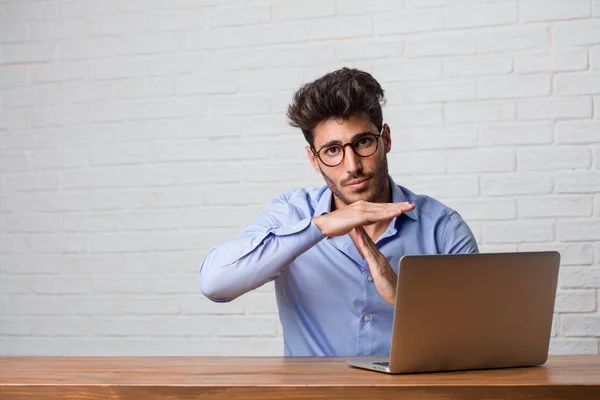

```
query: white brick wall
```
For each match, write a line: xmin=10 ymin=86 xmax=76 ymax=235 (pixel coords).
xmin=1 ymin=0 xmax=599 ymax=356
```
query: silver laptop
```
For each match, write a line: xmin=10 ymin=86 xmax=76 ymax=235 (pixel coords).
xmin=347 ymin=251 xmax=560 ymax=374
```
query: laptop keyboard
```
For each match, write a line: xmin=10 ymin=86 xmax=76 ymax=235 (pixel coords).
xmin=373 ymin=361 xmax=389 ymax=366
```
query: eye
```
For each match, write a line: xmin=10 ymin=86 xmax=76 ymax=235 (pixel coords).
xmin=355 ymin=137 xmax=373 ymax=148
xmin=323 ymin=146 xmax=341 ymax=156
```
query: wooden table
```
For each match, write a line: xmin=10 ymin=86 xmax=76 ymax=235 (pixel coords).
xmin=1 ymin=355 xmax=600 ymax=399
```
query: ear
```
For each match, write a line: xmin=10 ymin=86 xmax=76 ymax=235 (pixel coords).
xmin=382 ymin=123 xmax=392 ymax=154
xmin=306 ymin=146 xmax=321 ymax=173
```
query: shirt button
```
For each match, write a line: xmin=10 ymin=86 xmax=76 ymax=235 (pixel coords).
xmin=363 ymin=315 xmax=371 ymax=322
xmin=367 ymin=275 xmax=373 ymax=282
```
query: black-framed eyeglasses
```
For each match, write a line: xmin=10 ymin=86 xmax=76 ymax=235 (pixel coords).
xmin=311 ymin=126 xmax=384 ymax=167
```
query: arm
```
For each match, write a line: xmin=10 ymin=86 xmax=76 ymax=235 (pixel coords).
xmin=198 ymin=195 xmax=325 ymax=302
xmin=439 ymin=211 xmax=479 ymax=254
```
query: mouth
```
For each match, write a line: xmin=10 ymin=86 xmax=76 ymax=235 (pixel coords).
xmin=345 ymin=177 xmax=370 ymax=190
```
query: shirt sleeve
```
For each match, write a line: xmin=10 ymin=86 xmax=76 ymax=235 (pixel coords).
xmin=439 ymin=211 xmax=479 ymax=254
xmin=198 ymin=194 xmax=326 ymax=302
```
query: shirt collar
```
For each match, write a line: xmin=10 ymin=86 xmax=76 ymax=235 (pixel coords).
xmin=313 ymin=176 xmax=418 ymax=221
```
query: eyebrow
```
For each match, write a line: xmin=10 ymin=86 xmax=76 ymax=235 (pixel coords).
xmin=317 ymin=131 xmax=374 ymax=151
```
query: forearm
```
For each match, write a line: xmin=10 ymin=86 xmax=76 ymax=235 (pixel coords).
xmin=199 ymin=217 xmax=325 ymax=302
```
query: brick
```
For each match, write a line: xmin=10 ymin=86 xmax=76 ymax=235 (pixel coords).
xmin=90 ymin=144 xmax=147 ymax=166
xmin=90 ymin=57 xmax=147 ymax=80
xmin=118 ymin=211 xmax=179 ymax=231
xmin=515 ymin=49 xmax=588 ymax=73
xmin=559 ymin=267 xmax=600 ymax=288
xmin=482 ymin=221 xmax=554 ymax=243
xmin=63 ymin=166 xmax=177 ymax=189
xmin=32 ymin=19 xmax=87 ymax=41
xmin=0 ymin=110 xmax=29 ymax=130
xmin=479 ymin=123 xmax=553 ymax=146
xmin=447 ymin=150 xmax=515 ymax=173
xmin=2 ymin=337 xmax=63 ymax=356
xmin=272 ymin=0 xmax=334 ymax=20
xmin=387 ymin=152 xmax=447 ymax=176
xmin=592 ymin=47 xmax=600 ymax=70
xmin=377 ymin=10 xmax=444 ymax=35
xmin=595 ymin=96 xmax=600 ymax=116
xmin=147 ymin=141 xmax=209 ymax=163
xmin=4 ymin=2 xmax=58 ymax=21
xmin=0 ymin=153 xmax=28 ymax=172
xmin=211 ymin=95 xmax=270 ymax=116
xmin=403 ymin=126 xmax=478 ymax=150
xmin=404 ymin=80 xmax=476 ymax=103
xmin=445 ymin=101 xmax=515 ymax=123
xmin=63 ymin=214 xmax=119 ymax=233
xmin=243 ymin=162 xmax=314 ymax=183
xmin=244 ymin=292 xmax=279 ymax=314
xmin=521 ymin=0 xmax=591 ymax=22
xmin=559 ymin=220 xmax=600 ymax=241
xmin=555 ymin=290 xmax=597 ymax=313
xmin=518 ymin=243 xmax=594 ymax=266
xmin=60 ymin=0 xmax=119 ymax=18
xmin=478 ymin=26 xmax=550 ymax=52
xmin=338 ymin=0 xmax=404 ymax=15
xmin=518 ymin=97 xmax=592 ymax=120
xmin=556 ymin=121 xmax=600 ymax=144
xmin=0 ymin=66 xmax=28 ymax=88
xmin=8 ymin=295 xmax=64 ymax=315
xmin=117 ymin=121 xmax=177 ymax=142
xmin=561 ymin=314 xmax=600 ymax=337
xmin=443 ymin=55 xmax=513 ymax=77
xmin=477 ymin=74 xmax=551 ymax=99
xmin=518 ymin=196 xmax=593 ymax=218
xmin=31 ymin=63 xmax=87 ymax=85
xmin=337 ymin=38 xmax=403 ymax=61
xmin=481 ymin=173 xmax=554 ymax=196
xmin=211 ymin=316 xmax=278 ymax=337
xmin=65 ymin=338 xmax=123 ymax=356
xmin=4 ymin=214 xmax=62 ymax=233
xmin=556 ymin=72 xmax=600 ymax=96
xmin=32 ymin=105 xmax=93 ymax=128
xmin=444 ymin=199 xmax=516 ymax=221
xmin=446 ymin=2 xmax=517 ymax=29
xmin=307 ymin=17 xmax=374 ymax=41
xmin=397 ymin=176 xmax=479 ymax=198
xmin=596 ymin=0 xmax=600 ymax=16
xmin=518 ymin=147 xmax=591 ymax=171
xmin=211 ymin=4 xmax=270 ymax=26
xmin=555 ymin=20 xmax=600 ymax=47
xmin=3 ymin=85 xmax=61 ymax=108
xmin=237 ymin=69 xmax=304 ymax=93
xmin=549 ymin=338 xmax=598 ymax=354
xmin=373 ymin=59 xmax=442 ymax=82
xmin=31 ymin=275 xmax=92 ymax=293
xmin=0 ymin=23 xmax=29 ymax=44
xmin=89 ymin=233 xmax=153 ymax=253
xmin=2 ymin=42 xmax=55 ymax=63
xmin=557 ymin=172 xmax=600 ymax=193
xmin=4 ymin=172 xmax=59 ymax=192
xmin=384 ymin=105 xmax=443 ymax=127
xmin=405 ymin=32 xmax=476 ymax=57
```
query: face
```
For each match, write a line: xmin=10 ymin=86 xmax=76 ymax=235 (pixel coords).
xmin=306 ymin=115 xmax=392 ymax=207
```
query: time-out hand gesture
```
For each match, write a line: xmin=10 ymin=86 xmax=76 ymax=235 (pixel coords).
xmin=350 ymin=226 xmax=398 ymax=305
xmin=312 ymin=200 xmax=415 ymax=237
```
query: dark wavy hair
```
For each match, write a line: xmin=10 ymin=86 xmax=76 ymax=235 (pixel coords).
xmin=287 ymin=67 xmax=386 ymax=149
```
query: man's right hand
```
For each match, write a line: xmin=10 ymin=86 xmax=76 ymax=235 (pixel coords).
xmin=312 ymin=200 xmax=416 ymax=237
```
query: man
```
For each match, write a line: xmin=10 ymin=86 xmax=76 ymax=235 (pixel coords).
xmin=199 ymin=68 xmax=479 ymax=356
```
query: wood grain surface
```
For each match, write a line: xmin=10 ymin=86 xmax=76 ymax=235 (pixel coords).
xmin=1 ymin=355 xmax=599 ymax=399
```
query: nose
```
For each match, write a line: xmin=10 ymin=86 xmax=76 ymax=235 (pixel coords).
xmin=343 ymin=144 xmax=362 ymax=173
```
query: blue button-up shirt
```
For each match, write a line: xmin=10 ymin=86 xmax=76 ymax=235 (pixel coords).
xmin=199 ymin=176 xmax=479 ymax=356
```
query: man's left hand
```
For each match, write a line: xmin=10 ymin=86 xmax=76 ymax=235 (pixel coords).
xmin=349 ymin=226 xmax=397 ymax=306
